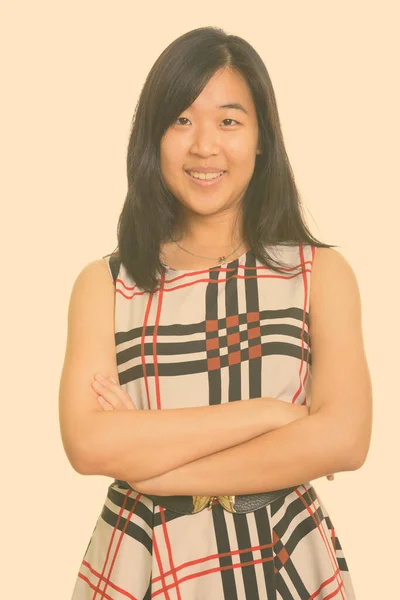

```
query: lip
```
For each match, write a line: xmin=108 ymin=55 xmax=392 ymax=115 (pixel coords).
xmin=185 ymin=166 xmax=225 ymax=173
xmin=184 ymin=170 xmax=226 ymax=187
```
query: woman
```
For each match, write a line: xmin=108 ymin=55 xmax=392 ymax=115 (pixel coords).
xmin=60 ymin=26 xmax=372 ymax=599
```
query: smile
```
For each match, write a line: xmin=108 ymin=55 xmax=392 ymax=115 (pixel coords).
xmin=184 ymin=170 xmax=226 ymax=187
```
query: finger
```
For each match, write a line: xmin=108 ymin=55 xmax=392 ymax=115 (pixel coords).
xmin=98 ymin=395 xmax=114 ymax=411
xmin=92 ymin=379 xmax=121 ymax=409
xmin=108 ymin=377 xmax=132 ymax=409
xmin=106 ymin=376 xmax=137 ymax=409
xmin=92 ymin=376 xmax=135 ymax=410
xmin=107 ymin=378 xmax=137 ymax=410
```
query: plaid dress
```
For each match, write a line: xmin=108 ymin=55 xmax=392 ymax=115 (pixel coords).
xmin=71 ymin=243 xmax=357 ymax=599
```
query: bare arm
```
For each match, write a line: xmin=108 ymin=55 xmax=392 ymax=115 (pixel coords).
xmin=135 ymin=409 xmax=359 ymax=497
xmin=133 ymin=248 xmax=373 ymax=496
xmin=81 ymin=395 xmax=307 ymax=481
xmin=59 ymin=259 xmax=307 ymax=482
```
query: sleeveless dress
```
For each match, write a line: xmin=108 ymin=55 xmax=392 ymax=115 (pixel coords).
xmin=71 ymin=243 xmax=357 ymax=600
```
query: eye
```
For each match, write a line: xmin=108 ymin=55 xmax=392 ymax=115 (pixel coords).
xmin=221 ymin=119 xmax=240 ymax=126
xmin=174 ymin=117 xmax=240 ymax=126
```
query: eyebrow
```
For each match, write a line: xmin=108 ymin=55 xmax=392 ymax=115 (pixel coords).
xmin=218 ymin=103 xmax=249 ymax=115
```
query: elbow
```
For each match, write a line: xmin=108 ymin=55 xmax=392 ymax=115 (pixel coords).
xmin=61 ymin=444 xmax=93 ymax=476
xmin=64 ymin=413 xmax=144 ymax=480
xmin=63 ymin=429 xmax=102 ymax=476
xmin=341 ymin=435 xmax=370 ymax=471
xmin=73 ymin=432 xmax=142 ymax=481
xmin=347 ymin=443 xmax=370 ymax=471
xmin=340 ymin=449 xmax=362 ymax=472
xmin=70 ymin=412 xmax=120 ymax=476
xmin=71 ymin=458 xmax=91 ymax=476
xmin=60 ymin=430 xmax=94 ymax=476
xmin=60 ymin=414 xmax=103 ymax=476
xmin=67 ymin=443 xmax=99 ymax=476
xmin=347 ymin=419 xmax=372 ymax=470
xmin=75 ymin=434 xmax=107 ymax=475
xmin=74 ymin=452 xmax=99 ymax=476
xmin=318 ymin=410 xmax=371 ymax=472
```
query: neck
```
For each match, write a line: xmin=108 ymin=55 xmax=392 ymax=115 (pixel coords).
xmin=171 ymin=213 xmax=244 ymax=253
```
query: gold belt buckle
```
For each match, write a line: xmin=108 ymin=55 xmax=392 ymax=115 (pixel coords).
xmin=192 ymin=495 xmax=236 ymax=513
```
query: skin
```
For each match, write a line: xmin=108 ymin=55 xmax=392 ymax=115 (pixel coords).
xmin=91 ymin=374 xmax=335 ymax=486
xmin=159 ymin=66 xmax=262 ymax=268
xmin=91 ymin=69 xmax=335 ymax=483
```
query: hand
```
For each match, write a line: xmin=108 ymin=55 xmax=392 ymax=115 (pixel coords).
xmin=91 ymin=373 xmax=137 ymax=411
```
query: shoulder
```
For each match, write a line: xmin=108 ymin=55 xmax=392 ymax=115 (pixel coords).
xmin=69 ymin=259 xmax=116 ymax=303
xmin=66 ymin=259 xmax=116 ymax=349
xmin=311 ymin=247 xmax=359 ymax=296
xmin=78 ymin=258 xmax=114 ymax=281
xmin=309 ymin=246 xmax=363 ymax=340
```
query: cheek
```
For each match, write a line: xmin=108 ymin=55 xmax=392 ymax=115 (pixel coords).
xmin=224 ymin=135 xmax=255 ymax=162
xmin=161 ymin=132 xmax=185 ymax=159
xmin=160 ymin=151 xmax=185 ymax=180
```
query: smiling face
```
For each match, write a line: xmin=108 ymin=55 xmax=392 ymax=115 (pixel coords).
xmin=160 ymin=67 xmax=261 ymax=229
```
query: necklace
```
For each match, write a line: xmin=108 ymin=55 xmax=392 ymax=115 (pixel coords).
xmin=169 ymin=234 xmax=244 ymax=264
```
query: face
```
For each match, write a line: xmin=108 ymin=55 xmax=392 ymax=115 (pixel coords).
xmin=160 ymin=67 xmax=261 ymax=229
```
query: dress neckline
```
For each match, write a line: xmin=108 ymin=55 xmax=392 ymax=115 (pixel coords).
xmin=161 ymin=247 xmax=252 ymax=274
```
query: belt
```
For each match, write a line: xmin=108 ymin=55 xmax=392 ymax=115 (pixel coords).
xmin=112 ymin=479 xmax=298 ymax=515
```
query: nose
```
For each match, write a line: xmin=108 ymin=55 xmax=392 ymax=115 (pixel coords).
xmin=189 ymin=124 xmax=221 ymax=156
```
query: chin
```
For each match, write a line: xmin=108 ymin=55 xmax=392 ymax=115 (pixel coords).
xmin=186 ymin=203 xmax=227 ymax=216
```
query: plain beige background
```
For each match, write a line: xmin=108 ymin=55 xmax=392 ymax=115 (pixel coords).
xmin=2 ymin=1 xmax=399 ymax=598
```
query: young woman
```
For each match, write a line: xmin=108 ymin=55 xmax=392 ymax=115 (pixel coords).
xmin=60 ymin=26 xmax=372 ymax=600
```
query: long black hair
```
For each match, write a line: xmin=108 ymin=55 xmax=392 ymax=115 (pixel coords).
xmin=111 ymin=26 xmax=336 ymax=292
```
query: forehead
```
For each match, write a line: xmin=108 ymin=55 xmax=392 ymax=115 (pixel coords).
xmin=187 ymin=68 xmax=255 ymax=116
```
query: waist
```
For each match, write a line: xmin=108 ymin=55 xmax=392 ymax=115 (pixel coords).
xmin=112 ymin=479 xmax=299 ymax=514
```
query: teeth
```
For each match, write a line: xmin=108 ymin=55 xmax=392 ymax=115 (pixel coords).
xmin=188 ymin=171 xmax=223 ymax=180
